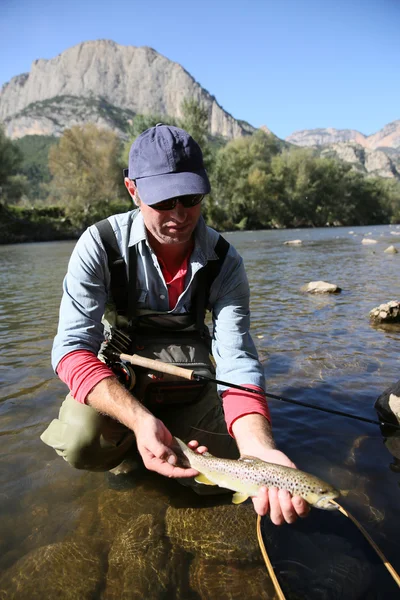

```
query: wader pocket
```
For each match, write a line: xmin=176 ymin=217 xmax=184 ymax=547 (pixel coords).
xmin=144 ymin=381 xmax=208 ymax=406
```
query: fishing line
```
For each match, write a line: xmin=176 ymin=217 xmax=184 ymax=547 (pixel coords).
xmin=115 ymin=351 xmax=400 ymax=432
xmin=191 ymin=374 xmax=400 ymax=432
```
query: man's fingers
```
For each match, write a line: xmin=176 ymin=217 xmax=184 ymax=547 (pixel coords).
xmin=147 ymin=456 xmax=199 ymax=478
xmin=278 ymin=489 xmax=297 ymax=524
xmin=268 ymin=487 xmax=284 ymax=525
xmin=292 ymin=495 xmax=310 ymax=518
xmin=187 ymin=440 xmax=209 ymax=454
xmin=252 ymin=485 xmax=269 ymax=516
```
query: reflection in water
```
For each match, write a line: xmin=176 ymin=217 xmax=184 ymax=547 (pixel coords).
xmin=1 ymin=227 xmax=400 ymax=598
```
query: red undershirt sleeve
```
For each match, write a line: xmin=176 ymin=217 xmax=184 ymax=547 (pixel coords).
xmin=221 ymin=384 xmax=271 ymax=437
xmin=56 ymin=350 xmax=115 ymax=404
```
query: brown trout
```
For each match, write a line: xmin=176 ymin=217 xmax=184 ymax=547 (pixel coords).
xmin=174 ymin=438 xmax=341 ymax=509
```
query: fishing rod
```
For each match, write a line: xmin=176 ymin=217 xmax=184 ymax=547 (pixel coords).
xmin=112 ymin=350 xmax=400 ymax=432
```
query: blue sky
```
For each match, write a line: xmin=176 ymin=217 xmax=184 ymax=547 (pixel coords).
xmin=0 ymin=0 xmax=398 ymax=139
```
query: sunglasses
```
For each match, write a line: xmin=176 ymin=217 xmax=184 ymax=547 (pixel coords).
xmin=150 ymin=194 xmax=205 ymax=211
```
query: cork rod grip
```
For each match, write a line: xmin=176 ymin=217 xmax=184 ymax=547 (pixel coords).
xmin=119 ymin=353 xmax=195 ymax=381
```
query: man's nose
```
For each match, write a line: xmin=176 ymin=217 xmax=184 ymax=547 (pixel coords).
xmin=170 ymin=201 xmax=187 ymax=221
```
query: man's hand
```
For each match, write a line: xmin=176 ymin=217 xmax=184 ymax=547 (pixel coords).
xmin=86 ymin=376 xmax=199 ymax=479
xmin=247 ymin=447 xmax=310 ymax=525
xmin=133 ymin=412 xmax=200 ymax=479
xmin=231 ymin=413 xmax=310 ymax=525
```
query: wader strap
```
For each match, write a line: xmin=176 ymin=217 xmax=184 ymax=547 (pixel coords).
xmin=95 ymin=212 xmax=138 ymax=321
xmin=95 ymin=215 xmax=230 ymax=327
xmin=194 ymin=234 xmax=230 ymax=331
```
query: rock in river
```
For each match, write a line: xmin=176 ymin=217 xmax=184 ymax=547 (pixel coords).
xmin=0 ymin=541 xmax=103 ymax=600
xmin=369 ymin=301 xmax=400 ymax=323
xmin=384 ymin=245 xmax=398 ymax=254
xmin=302 ymin=281 xmax=342 ymax=294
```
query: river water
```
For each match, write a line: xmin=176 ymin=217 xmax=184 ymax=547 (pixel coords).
xmin=1 ymin=224 xmax=400 ymax=599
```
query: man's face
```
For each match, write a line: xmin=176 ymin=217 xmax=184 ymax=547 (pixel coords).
xmin=139 ymin=198 xmax=202 ymax=247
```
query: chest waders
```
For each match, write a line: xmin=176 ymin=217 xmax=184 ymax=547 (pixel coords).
xmin=95 ymin=213 xmax=230 ymax=408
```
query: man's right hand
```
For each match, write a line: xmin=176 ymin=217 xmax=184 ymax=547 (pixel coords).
xmin=133 ymin=412 xmax=200 ymax=478
xmin=87 ymin=376 xmax=199 ymax=479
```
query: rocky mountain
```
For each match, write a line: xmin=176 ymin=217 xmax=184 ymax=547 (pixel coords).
xmin=286 ymin=120 xmax=400 ymax=150
xmin=319 ymin=143 xmax=399 ymax=179
xmin=0 ymin=40 xmax=254 ymax=140
xmin=286 ymin=121 xmax=400 ymax=179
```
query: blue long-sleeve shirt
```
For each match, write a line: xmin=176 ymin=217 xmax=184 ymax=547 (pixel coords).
xmin=52 ymin=210 xmax=265 ymax=396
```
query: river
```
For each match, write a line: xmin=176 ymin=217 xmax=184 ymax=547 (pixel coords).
xmin=1 ymin=224 xmax=400 ymax=599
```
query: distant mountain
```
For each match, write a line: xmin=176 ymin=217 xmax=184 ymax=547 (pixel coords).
xmin=286 ymin=121 xmax=400 ymax=179
xmin=0 ymin=40 xmax=254 ymax=140
xmin=286 ymin=120 xmax=400 ymax=150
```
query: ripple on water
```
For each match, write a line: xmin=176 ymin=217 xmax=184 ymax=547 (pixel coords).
xmin=1 ymin=229 xmax=400 ymax=595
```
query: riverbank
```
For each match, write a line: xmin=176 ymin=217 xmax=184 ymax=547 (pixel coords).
xmin=0 ymin=204 xmax=78 ymax=244
xmin=1 ymin=202 xmax=399 ymax=245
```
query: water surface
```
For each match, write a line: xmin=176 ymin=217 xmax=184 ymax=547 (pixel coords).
xmin=1 ymin=225 xmax=399 ymax=598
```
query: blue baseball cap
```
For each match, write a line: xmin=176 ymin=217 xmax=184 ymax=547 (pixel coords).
xmin=126 ymin=124 xmax=211 ymax=206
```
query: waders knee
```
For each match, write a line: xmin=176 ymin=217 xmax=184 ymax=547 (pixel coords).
xmin=40 ymin=394 xmax=135 ymax=471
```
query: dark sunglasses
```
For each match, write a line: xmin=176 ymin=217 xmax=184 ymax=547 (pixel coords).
xmin=150 ymin=194 xmax=205 ymax=211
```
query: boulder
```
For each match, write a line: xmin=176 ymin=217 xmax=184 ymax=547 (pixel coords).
xmin=384 ymin=245 xmax=398 ymax=254
xmin=302 ymin=281 xmax=342 ymax=294
xmin=284 ymin=239 xmax=302 ymax=245
xmin=369 ymin=301 xmax=400 ymax=323
xmin=361 ymin=238 xmax=378 ymax=244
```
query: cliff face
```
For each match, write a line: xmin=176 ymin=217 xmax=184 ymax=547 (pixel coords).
xmin=0 ymin=40 xmax=251 ymax=140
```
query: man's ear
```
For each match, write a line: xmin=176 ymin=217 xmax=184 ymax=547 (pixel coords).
xmin=124 ymin=178 xmax=136 ymax=196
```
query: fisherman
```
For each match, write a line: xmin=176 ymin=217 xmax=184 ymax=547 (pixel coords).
xmin=41 ymin=124 xmax=309 ymax=525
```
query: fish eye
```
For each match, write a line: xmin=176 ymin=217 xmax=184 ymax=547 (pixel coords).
xmin=319 ymin=488 xmax=328 ymax=494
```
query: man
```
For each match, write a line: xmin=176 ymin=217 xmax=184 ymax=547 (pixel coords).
xmin=41 ymin=124 xmax=308 ymax=525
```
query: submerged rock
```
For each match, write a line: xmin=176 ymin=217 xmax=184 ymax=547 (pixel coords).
xmin=0 ymin=542 xmax=103 ymax=600
xmin=384 ymin=245 xmax=398 ymax=254
xmin=190 ymin=557 xmax=275 ymax=600
xmin=165 ymin=504 xmax=260 ymax=563
xmin=103 ymin=513 xmax=169 ymax=600
xmin=302 ymin=281 xmax=342 ymax=294
xmin=369 ymin=301 xmax=400 ymax=323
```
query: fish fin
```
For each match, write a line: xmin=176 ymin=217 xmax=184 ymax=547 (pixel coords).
xmin=238 ymin=455 xmax=258 ymax=462
xmin=340 ymin=489 xmax=349 ymax=496
xmin=232 ymin=492 xmax=249 ymax=504
xmin=195 ymin=474 xmax=216 ymax=486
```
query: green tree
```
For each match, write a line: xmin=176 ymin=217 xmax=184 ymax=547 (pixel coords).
xmin=212 ymin=130 xmax=280 ymax=229
xmin=14 ymin=135 xmax=57 ymax=201
xmin=0 ymin=126 xmax=25 ymax=203
xmin=48 ymin=124 xmax=128 ymax=229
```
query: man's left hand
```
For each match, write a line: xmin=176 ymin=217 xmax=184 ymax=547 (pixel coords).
xmin=248 ymin=447 xmax=310 ymax=524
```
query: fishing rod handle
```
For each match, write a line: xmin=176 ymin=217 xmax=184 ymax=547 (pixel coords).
xmin=119 ymin=353 xmax=195 ymax=380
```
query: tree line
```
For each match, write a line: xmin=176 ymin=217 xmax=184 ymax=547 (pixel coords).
xmin=1 ymin=99 xmax=400 ymax=234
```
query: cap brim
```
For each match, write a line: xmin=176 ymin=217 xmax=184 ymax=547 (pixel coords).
xmin=135 ymin=169 xmax=211 ymax=206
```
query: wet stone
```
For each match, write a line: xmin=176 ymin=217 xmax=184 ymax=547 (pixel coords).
xmin=103 ymin=513 xmax=169 ymax=600
xmin=369 ymin=301 xmax=400 ymax=323
xmin=165 ymin=503 xmax=261 ymax=563
xmin=190 ymin=557 xmax=277 ymax=600
xmin=0 ymin=541 xmax=103 ymax=600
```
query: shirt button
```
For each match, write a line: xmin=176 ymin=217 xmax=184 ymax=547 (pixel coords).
xmin=160 ymin=294 xmax=166 ymax=300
